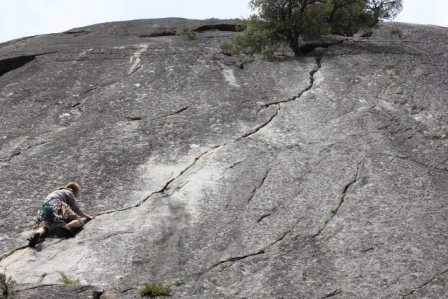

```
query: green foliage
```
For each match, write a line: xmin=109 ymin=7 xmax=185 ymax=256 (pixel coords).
xmin=174 ymin=279 xmax=186 ymax=286
xmin=0 ymin=273 xmax=17 ymax=296
xmin=226 ymin=16 xmax=283 ymax=58
xmin=220 ymin=41 xmax=240 ymax=56
xmin=139 ymin=282 xmax=171 ymax=297
xmin=180 ymin=28 xmax=197 ymax=40
xmin=58 ymin=271 xmax=80 ymax=285
xmin=390 ymin=26 xmax=402 ymax=38
xmin=220 ymin=262 xmax=232 ymax=271
xmin=384 ymin=63 xmax=395 ymax=70
xmin=327 ymin=1 xmax=369 ymax=36
xmin=226 ymin=0 xmax=403 ymax=57
xmin=366 ymin=0 xmax=403 ymax=27
xmin=235 ymin=17 xmax=276 ymax=55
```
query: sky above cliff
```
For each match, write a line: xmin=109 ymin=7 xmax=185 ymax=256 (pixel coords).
xmin=1 ymin=0 xmax=447 ymax=43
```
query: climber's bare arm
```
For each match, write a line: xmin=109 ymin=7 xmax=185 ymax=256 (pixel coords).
xmin=76 ymin=209 xmax=95 ymax=220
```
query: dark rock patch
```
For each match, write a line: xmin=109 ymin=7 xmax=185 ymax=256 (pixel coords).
xmin=138 ymin=29 xmax=177 ymax=38
xmin=9 ymin=284 xmax=100 ymax=299
xmin=64 ymin=29 xmax=91 ymax=36
xmin=194 ymin=24 xmax=238 ymax=32
xmin=0 ymin=55 xmax=35 ymax=76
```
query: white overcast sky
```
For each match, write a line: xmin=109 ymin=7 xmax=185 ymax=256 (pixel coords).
xmin=1 ymin=0 xmax=447 ymax=43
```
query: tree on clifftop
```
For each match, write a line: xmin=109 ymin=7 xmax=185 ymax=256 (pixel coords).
xmin=365 ymin=0 xmax=403 ymax=27
xmin=225 ymin=0 xmax=402 ymax=57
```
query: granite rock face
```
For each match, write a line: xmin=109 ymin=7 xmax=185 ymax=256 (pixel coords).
xmin=0 ymin=19 xmax=447 ymax=298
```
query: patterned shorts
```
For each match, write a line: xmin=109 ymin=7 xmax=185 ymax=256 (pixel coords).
xmin=36 ymin=203 xmax=80 ymax=232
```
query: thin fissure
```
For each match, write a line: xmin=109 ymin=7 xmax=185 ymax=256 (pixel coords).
xmin=200 ymin=215 xmax=303 ymax=276
xmin=247 ymin=167 xmax=272 ymax=202
xmin=312 ymin=158 xmax=363 ymax=240
xmin=401 ymin=268 xmax=448 ymax=298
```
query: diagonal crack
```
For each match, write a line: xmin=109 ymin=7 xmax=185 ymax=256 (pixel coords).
xmin=125 ymin=107 xmax=189 ymax=122
xmin=259 ymin=56 xmax=322 ymax=109
xmin=0 ymin=245 xmax=28 ymax=262
xmin=383 ymin=153 xmax=448 ymax=173
xmin=98 ymin=55 xmax=325 ymax=274
xmin=199 ymin=215 xmax=304 ymax=276
xmin=199 ymin=156 xmax=365 ymax=273
xmin=4 ymin=54 xmax=324 ymax=262
xmin=257 ymin=213 xmax=272 ymax=222
xmin=158 ymin=107 xmax=189 ymax=119
xmin=149 ymin=55 xmax=322 ymax=208
xmin=68 ymin=47 xmax=148 ymax=113
xmin=95 ymin=148 xmax=221 ymax=216
xmin=0 ymin=141 xmax=50 ymax=163
xmin=236 ymin=104 xmax=280 ymax=141
xmin=324 ymin=289 xmax=342 ymax=298
xmin=160 ymin=148 xmax=221 ymax=195
xmin=401 ymin=268 xmax=448 ymax=298
xmin=247 ymin=167 xmax=272 ymax=202
xmin=153 ymin=57 xmax=325 ymax=278
xmin=206 ymin=250 xmax=266 ymax=272
xmin=311 ymin=158 xmax=364 ymax=239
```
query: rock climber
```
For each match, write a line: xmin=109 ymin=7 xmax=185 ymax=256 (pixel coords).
xmin=28 ymin=182 xmax=95 ymax=247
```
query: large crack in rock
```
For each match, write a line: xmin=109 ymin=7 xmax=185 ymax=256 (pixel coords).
xmin=0 ymin=55 xmax=318 ymax=295
xmin=183 ymin=55 xmax=325 ymax=278
xmin=0 ymin=20 xmax=447 ymax=298
xmin=0 ymin=20 xmax=317 ymax=283
xmin=260 ymin=55 xmax=322 ymax=109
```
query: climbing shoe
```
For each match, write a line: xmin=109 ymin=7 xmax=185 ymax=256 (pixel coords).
xmin=28 ymin=233 xmax=40 ymax=247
